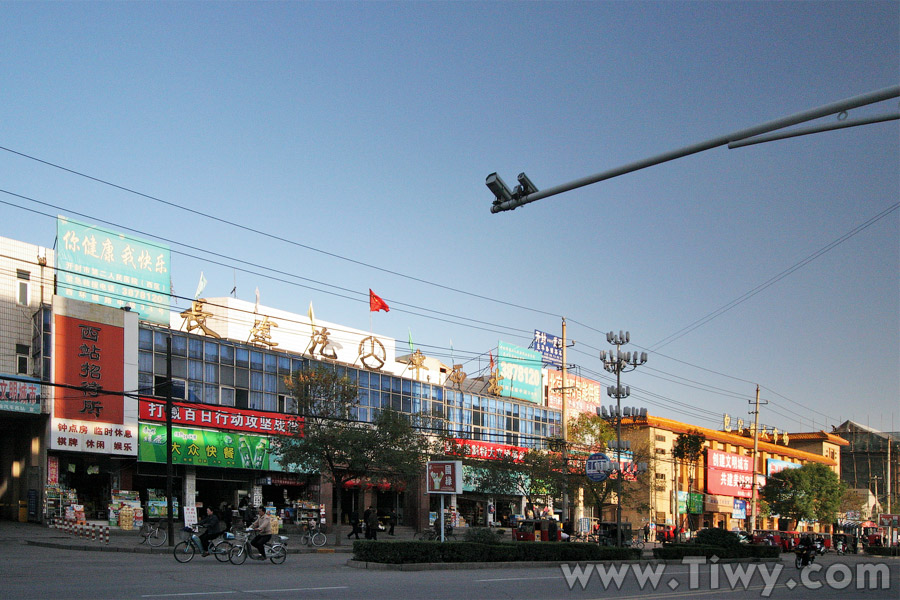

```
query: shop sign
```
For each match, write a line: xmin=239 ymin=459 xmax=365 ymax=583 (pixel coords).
xmin=706 ymin=449 xmax=753 ymax=498
xmin=546 ymin=369 xmax=602 ymax=415
xmin=766 ymin=458 xmax=802 ymax=477
xmin=47 ymin=455 xmax=59 ymax=485
xmin=732 ymin=499 xmax=747 ymax=520
xmin=704 ymin=494 xmax=735 ymax=513
xmin=56 ymin=216 xmax=171 ymax=324
xmin=532 ymin=330 xmax=562 ymax=368
xmin=878 ymin=513 xmax=900 ymax=528
xmin=497 ymin=341 xmax=542 ymax=403
xmin=586 ymin=452 xmax=611 ymax=482
xmin=54 ymin=314 xmax=125 ymax=424
xmin=139 ymin=397 xmax=302 ymax=436
xmin=0 ymin=375 xmax=41 ymax=414
xmin=677 ymin=491 xmax=704 ymax=514
xmin=138 ymin=422 xmax=271 ymax=469
xmin=427 ymin=460 xmax=462 ymax=494
xmin=444 ymin=438 xmax=527 ymax=462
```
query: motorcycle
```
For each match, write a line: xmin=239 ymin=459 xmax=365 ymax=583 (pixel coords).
xmin=813 ymin=539 xmax=826 ymax=555
xmin=795 ymin=547 xmax=816 ymax=569
xmin=835 ymin=540 xmax=845 ymax=556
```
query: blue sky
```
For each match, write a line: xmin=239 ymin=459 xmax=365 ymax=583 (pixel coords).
xmin=2 ymin=1 xmax=897 ymax=433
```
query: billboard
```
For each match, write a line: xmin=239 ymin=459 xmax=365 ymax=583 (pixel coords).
xmin=57 ymin=216 xmax=170 ymax=324
xmin=706 ymin=448 xmax=753 ymax=498
xmin=139 ymin=397 xmax=302 ymax=436
xmin=138 ymin=423 xmax=272 ymax=470
xmin=546 ymin=369 xmax=602 ymax=415
xmin=532 ymin=330 xmax=562 ymax=367
xmin=0 ymin=375 xmax=41 ymax=414
xmin=426 ymin=460 xmax=463 ymax=494
xmin=766 ymin=458 xmax=802 ymax=477
xmin=497 ymin=341 xmax=542 ymax=403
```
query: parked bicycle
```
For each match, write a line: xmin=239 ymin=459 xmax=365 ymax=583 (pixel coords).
xmin=414 ymin=527 xmax=457 ymax=541
xmin=173 ymin=527 xmax=234 ymax=563
xmin=138 ymin=520 xmax=168 ymax=547
xmin=300 ymin=521 xmax=327 ymax=547
xmin=228 ymin=529 xmax=288 ymax=564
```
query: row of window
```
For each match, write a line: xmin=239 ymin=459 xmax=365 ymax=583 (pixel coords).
xmin=138 ymin=327 xmax=562 ymax=448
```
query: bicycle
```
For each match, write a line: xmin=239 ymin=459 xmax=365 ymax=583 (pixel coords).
xmin=300 ymin=522 xmax=327 ymax=547
xmin=138 ymin=520 xmax=167 ymax=547
xmin=228 ymin=529 xmax=288 ymax=565
xmin=173 ymin=527 xmax=234 ymax=563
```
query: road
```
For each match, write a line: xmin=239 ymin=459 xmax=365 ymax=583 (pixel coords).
xmin=3 ymin=541 xmax=897 ymax=600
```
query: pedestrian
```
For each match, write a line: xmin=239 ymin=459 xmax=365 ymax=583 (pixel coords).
xmin=643 ymin=523 xmax=650 ymax=542
xmin=366 ymin=508 xmax=379 ymax=541
xmin=540 ymin=505 xmax=551 ymax=519
xmin=363 ymin=506 xmax=373 ymax=539
xmin=388 ymin=510 xmax=397 ymax=536
xmin=222 ymin=503 xmax=233 ymax=532
xmin=347 ymin=510 xmax=361 ymax=539
xmin=196 ymin=507 xmax=222 ymax=556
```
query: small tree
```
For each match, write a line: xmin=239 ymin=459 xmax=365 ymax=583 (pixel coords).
xmin=760 ymin=462 xmax=845 ymax=527
xmin=672 ymin=430 xmax=706 ymax=531
xmin=272 ymin=366 xmax=432 ymax=544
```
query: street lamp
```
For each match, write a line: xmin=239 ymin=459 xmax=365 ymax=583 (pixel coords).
xmin=599 ymin=331 xmax=647 ymax=547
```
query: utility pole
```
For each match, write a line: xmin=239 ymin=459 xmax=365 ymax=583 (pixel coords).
xmin=748 ymin=385 xmax=764 ymax=532
xmin=561 ymin=318 xmax=569 ymax=527
xmin=165 ymin=336 xmax=174 ymax=546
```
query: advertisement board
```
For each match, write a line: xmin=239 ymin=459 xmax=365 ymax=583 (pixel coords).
xmin=56 ymin=216 xmax=170 ymax=324
xmin=546 ymin=369 xmax=602 ymax=415
xmin=0 ymin=375 xmax=41 ymax=414
xmin=138 ymin=423 xmax=271 ymax=469
xmin=139 ymin=397 xmax=302 ymax=436
xmin=426 ymin=461 xmax=463 ymax=494
xmin=497 ymin=341 xmax=542 ymax=404
xmin=444 ymin=438 xmax=527 ymax=462
xmin=706 ymin=448 xmax=753 ymax=498
xmin=532 ymin=330 xmax=562 ymax=367
xmin=766 ymin=458 xmax=802 ymax=477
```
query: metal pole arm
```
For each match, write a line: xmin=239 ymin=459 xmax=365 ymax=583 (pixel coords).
xmin=490 ymin=85 xmax=899 ymax=213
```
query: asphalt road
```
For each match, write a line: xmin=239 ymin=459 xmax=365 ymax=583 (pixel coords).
xmin=3 ymin=531 xmax=897 ymax=600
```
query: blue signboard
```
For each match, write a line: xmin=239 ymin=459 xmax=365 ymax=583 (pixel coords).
xmin=586 ymin=452 xmax=611 ymax=482
xmin=56 ymin=216 xmax=171 ymax=324
xmin=497 ymin=341 xmax=543 ymax=404
xmin=732 ymin=499 xmax=747 ymax=520
xmin=0 ymin=375 xmax=41 ymax=414
xmin=533 ymin=330 xmax=562 ymax=367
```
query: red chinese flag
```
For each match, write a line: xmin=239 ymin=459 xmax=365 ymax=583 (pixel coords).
xmin=369 ymin=289 xmax=390 ymax=312
xmin=489 ymin=351 xmax=495 ymax=371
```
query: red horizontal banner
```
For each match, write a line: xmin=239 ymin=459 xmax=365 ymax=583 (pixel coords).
xmin=139 ymin=397 xmax=302 ymax=436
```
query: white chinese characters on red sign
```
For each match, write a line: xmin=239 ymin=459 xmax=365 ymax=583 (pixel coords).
xmin=139 ymin=398 xmax=302 ymax=436
xmin=706 ymin=448 xmax=754 ymax=498
xmin=445 ymin=438 xmax=527 ymax=462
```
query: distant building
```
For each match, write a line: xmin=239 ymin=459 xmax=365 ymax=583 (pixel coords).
xmin=832 ymin=420 xmax=898 ymax=515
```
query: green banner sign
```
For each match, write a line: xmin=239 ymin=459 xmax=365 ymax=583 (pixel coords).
xmin=138 ymin=423 xmax=270 ymax=469
xmin=677 ymin=491 xmax=704 ymax=514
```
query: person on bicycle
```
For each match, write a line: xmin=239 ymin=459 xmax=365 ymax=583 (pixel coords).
xmin=196 ymin=507 xmax=222 ymax=556
xmin=248 ymin=506 xmax=274 ymax=559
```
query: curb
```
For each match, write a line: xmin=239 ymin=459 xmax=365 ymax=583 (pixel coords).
xmin=345 ymin=556 xmax=782 ymax=571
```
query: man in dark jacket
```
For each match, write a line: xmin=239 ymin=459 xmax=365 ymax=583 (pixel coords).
xmin=347 ymin=511 xmax=361 ymax=539
xmin=196 ymin=507 xmax=222 ymax=555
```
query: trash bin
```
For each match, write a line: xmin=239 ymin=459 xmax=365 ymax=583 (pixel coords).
xmin=18 ymin=500 xmax=28 ymax=522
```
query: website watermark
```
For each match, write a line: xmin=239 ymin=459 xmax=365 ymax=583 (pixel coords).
xmin=560 ymin=556 xmax=892 ymax=597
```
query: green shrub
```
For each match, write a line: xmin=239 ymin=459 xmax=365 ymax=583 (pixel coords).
xmin=743 ymin=544 xmax=782 ymax=559
xmin=351 ymin=540 xmax=638 ymax=564
xmin=653 ymin=542 xmax=780 ymax=560
xmin=463 ymin=527 xmax=505 ymax=545
xmin=866 ymin=546 xmax=900 ymax=557
xmin=694 ymin=529 xmax=741 ymax=550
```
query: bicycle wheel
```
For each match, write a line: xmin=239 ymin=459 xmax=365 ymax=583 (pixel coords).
xmin=173 ymin=541 xmax=195 ymax=563
xmin=147 ymin=526 xmax=167 ymax=547
xmin=229 ymin=544 xmax=247 ymax=565
xmin=212 ymin=540 xmax=233 ymax=562
xmin=632 ymin=540 xmax=644 ymax=550
xmin=268 ymin=544 xmax=287 ymax=564
xmin=311 ymin=532 xmax=326 ymax=547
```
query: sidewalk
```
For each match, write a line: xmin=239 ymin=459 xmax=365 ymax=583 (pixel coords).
xmin=1 ymin=519 xmax=375 ymax=554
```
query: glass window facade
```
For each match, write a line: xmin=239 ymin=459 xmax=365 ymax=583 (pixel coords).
xmin=137 ymin=326 xmax=559 ymax=448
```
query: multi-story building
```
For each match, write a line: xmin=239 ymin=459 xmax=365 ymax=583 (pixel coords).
xmin=611 ymin=414 xmax=842 ymax=535
xmin=0 ymin=236 xmax=53 ymax=521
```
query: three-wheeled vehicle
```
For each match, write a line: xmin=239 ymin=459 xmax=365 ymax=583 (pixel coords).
xmin=513 ymin=519 xmax=562 ymax=542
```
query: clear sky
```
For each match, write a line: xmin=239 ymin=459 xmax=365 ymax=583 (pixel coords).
xmin=2 ymin=1 xmax=897 ymax=434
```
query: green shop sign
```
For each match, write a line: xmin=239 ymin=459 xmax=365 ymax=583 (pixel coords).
xmin=139 ymin=423 xmax=270 ymax=469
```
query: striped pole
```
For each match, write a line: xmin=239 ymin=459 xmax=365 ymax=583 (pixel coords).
xmin=102 ymin=525 xmax=110 ymax=544
xmin=91 ymin=524 xmax=96 ymax=541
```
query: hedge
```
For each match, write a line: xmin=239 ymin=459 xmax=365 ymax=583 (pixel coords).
xmin=652 ymin=543 xmax=780 ymax=560
xmin=352 ymin=540 xmax=640 ymax=564
xmin=866 ymin=546 xmax=900 ymax=557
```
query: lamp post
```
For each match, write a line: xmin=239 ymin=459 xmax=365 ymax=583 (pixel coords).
xmin=600 ymin=331 xmax=647 ymax=547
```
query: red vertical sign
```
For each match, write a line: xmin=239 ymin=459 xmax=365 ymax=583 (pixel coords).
xmin=54 ymin=314 xmax=124 ymax=423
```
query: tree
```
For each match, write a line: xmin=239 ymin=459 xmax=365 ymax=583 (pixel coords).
xmin=271 ymin=365 xmax=432 ymax=544
xmin=672 ymin=430 xmax=706 ymax=530
xmin=760 ymin=462 xmax=845 ymax=527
